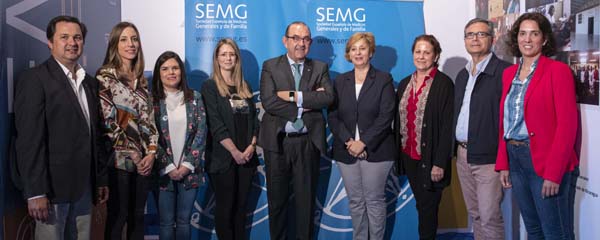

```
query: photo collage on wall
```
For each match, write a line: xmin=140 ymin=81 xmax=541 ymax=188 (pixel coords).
xmin=477 ymin=0 xmax=600 ymax=105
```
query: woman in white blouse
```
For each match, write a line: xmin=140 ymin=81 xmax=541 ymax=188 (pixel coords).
xmin=151 ymin=51 xmax=207 ymax=240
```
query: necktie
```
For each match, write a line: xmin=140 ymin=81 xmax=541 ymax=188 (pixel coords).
xmin=293 ymin=63 xmax=301 ymax=90
xmin=292 ymin=63 xmax=304 ymax=130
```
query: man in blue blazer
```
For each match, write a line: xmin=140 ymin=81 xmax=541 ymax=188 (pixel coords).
xmin=13 ymin=15 xmax=108 ymax=240
xmin=258 ymin=21 xmax=334 ymax=240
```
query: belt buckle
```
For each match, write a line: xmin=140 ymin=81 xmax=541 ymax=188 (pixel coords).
xmin=457 ymin=141 xmax=467 ymax=149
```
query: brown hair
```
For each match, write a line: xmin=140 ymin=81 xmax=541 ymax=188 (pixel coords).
xmin=411 ymin=34 xmax=442 ymax=66
xmin=507 ymin=12 xmax=556 ymax=57
xmin=101 ymin=22 xmax=147 ymax=88
xmin=210 ymin=38 xmax=252 ymax=98
xmin=344 ymin=32 xmax=375 ymax=62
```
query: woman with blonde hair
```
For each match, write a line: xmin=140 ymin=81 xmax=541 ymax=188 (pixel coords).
xmin=328 ymin=32 xmax=396 ymax=240
xmin=97 ymin=22 xmax=158 ymax=239
xmin=201 ymin=38 xmax=258 ymax=240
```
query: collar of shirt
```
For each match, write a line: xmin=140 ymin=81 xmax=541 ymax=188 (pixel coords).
xmin=286 ymin=54 xmax=305 ymax=73
xmin=513 ymin=57 xmax=539 ymax=84
xmin=465 ymin=52 xmax=493 ymax=77
xmin=412 ymin=67 xmax=438 ymax=82
xmin=55 ymin=57 xmax=86 ymax=86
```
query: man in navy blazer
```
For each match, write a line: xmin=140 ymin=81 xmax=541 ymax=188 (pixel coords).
xmin=13 ymin=15 xmax=108 ymax=240
xmin=453 ymin=18 xmax=511 ymax=240
xmin=258 ymin=21 xmax=334 ymax=240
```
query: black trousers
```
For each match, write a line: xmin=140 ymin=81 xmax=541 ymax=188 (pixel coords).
xmin=105 ymin=169 xmax=149 ymax=240
xmin=209 ymin=164 xmax=256 ymax=240
xmin=263 ymin=134 xmax=320 ymax=240
xmin=404 ymin=156 xmax=443 ymax=240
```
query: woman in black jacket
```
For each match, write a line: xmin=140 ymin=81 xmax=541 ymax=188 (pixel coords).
xmin=395 ymin=34 xmax=454 ymax=240
xmin=201 ymin=38 xmax=259 ymax=240
xmin=328 ymin=32 xmax=396 ymax=240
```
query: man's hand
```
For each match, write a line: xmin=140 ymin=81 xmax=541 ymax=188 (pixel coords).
xmin=28 ymin=197 xmax=50 ymax=222
xmin=97 ymin=186 xmax=109 ymax=204
xmin=542 ymin=179 xmax=560 ymax=198
xmin=277 ymin=91 xmax=293 ymax=102
xmin=500 ymin=170 xmax=512 ymax=189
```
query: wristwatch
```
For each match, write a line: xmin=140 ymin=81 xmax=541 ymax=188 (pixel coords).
xmin=289 ymin=91 xmax=295 ymax=102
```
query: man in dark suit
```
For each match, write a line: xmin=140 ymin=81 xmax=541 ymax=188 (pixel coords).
xmin=453 ymin=18 xmax=511 ymax=240
xmin=13 ymin=15 xmax=108 ymax=240
xmin=258 ymin=21 xmax=334 ymax=240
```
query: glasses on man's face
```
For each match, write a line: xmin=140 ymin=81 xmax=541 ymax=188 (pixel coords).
xmin=464 ymin=31 xmax=492 ymax=39
xmin=286 ymin=35 xmax=312 ymax=43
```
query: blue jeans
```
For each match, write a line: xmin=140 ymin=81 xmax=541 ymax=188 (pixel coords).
xmin=507 ymin=142 xmax=576 ymax=240
xmin=158 ymin=181 xmax=198 ymax=240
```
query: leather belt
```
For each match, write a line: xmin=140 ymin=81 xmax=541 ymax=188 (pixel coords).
xmin=507 ymin=139 xmax=528 ymax=146
xmin=457 ymin=141 xmax=467 ymax=149
xmin=284 ymin=132 xmax=308 ymax=138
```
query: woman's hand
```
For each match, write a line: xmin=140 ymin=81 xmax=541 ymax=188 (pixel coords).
xmin=500 ymin=170 xmax=512 ymax=189
xmin=137 ymin=153 xmax=155 ymax=176
xmin=168 ymin=169 xmax=182 ymax=181
xmin=542 ymin=179 xmax=560 ymax=198
xmin=178 ymin=167 xmax=191 ymax=179
xmin=431 ymin=165 xmax=444 ymax=182
xmin=242 ymin=144 xmax=255 ymax=161
xmin=231 ymin=149 xmax=247 ymax=165
xmin=347 ymin=140 xmax=366 ymax=157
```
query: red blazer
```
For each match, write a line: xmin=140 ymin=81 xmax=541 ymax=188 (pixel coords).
xmin=495 ymin=55 xmax=579 ymax=184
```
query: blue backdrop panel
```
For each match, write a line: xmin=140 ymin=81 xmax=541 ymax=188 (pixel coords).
xmin=184 ymin=1 xmax=425 ymax=239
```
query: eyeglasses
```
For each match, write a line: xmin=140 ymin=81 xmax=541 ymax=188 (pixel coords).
xmin=286 ymin=35 xmax=312 ymax=43
xmin=464 ymin=31 xmax=492 ymax=39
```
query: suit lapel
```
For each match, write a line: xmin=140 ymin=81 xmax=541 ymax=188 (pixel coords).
xmin=47 ymin=58 xmax=88 ymax=124
xmin=342 ymin=71 xmax=358 ymax=114
xmin=299 ymin=59 xmax=314 ymax=91
xmin=357 ymin=66 xmax=375 ymax=104
xmin=82 ymin=75 xmax=97 ymax=131
xmin=184 ymin=97 xmax=197 ymax=149
xmin=158 ymin=101 xmax=175 ymax=162
xmin=277 ymin=55 xmax=296 ymax=90
xmin=524 ymin=56 xmax=546 ymax=108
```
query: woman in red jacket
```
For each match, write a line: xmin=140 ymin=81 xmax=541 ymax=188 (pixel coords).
xmin=496 ymin=13 xmax=578 ymax=239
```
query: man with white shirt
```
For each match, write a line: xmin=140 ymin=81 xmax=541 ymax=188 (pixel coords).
xmin=453 ymin=18 xmax=511 ymax=240
xmin=13 ymin=15 xmax=108 ymax=240
xmin=258 ymin=21 xmax=334 ymax=240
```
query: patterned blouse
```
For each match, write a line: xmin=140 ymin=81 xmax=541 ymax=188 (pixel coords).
xmin=399 ymin=68 xmax=437 ymax=160
xmin=154 ymin=91 xmax=207 ymax=191
xmin=97 ymin=67 xmax=159 ymax=172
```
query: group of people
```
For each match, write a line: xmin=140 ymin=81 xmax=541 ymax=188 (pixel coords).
xmin=12 ymin=12 xmax=579 ymax=240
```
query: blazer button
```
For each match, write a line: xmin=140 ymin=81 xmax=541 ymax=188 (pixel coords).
xmin=422 ymin=142 xmax=426 ymax=147
xmin=422 ymin=164 xmax=427 ymax=168
xmin=529 ymin=132 xmax=535 ymax=136
xmin=423 ymin=184 xmax=427 ymax=188
xmin=423 ymin=123 xmax=427 ymax=128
